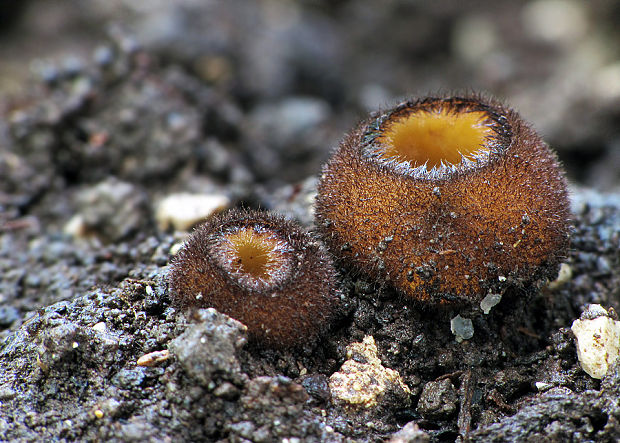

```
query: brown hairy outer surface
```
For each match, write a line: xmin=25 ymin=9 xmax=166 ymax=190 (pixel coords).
xmin=169 ymin=209 xmax=340 ymax=347
xmin=315 ymin=96 xmax=571 ymax=303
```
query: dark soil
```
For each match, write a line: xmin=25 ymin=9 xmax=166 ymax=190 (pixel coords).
xmin=1 ymin=1 xmax=620 ymax=442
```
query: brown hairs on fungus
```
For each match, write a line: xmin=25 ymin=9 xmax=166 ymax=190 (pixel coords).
xmin=168 ymin=209 xmax=340 ymax=348
xmin=315 ymin=95 xmax=570 ymax=303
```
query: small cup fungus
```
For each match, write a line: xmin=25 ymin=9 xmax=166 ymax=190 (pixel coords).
xmin=169 ymin=209 xmax=340 ymax=347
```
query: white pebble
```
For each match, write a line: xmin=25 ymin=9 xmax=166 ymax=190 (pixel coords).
xmin=480 ymin=293 xmax=502 ymax=314
xmin=535 ymin=381 xmax=552 ymax=391
xmin=92 ymin=322 xmax=107 ymax=333
xmin=451 ymin=315 xmax=474 ymax=342
xmin=522 ymin=0 xmax=587 ymax=44
xmin=571 ymin=304 xmax=620 ymax=379
xmin=155 ymin=193 xmax=230 ymax=232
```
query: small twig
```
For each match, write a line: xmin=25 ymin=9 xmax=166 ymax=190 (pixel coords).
xmin=457 ymin=370 xmax=474 ymax=440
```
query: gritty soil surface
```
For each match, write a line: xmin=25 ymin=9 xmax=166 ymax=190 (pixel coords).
xmin=1 ymin=1 xmax=620 ymax=442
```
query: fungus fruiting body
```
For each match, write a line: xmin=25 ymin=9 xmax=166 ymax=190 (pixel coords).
xmin=315 ymin=95 xmax=570 ymax=303
xmin=169 ymin=209 xmax=340 ymax=347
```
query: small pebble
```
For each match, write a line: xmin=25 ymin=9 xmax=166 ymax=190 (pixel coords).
xmin=571 ymin=304 xmax=620 ymax=379
xmin=0 ymin=306 xmax=20 ymax=328
xmin=92 ymin=322 xmax=107 ymax=333
xmin=450 ymin=315 xmax=474 ymax=342
xmin=547 ymin=263 xmax=572 ymax=290
xmin=212 ymin=382 xmax=240 ymax=400
xmin=137 ymin=350 xmax=170 ymax=367
xmin=301 ymin=374 xmax=330 ymax=402
xmin=417 ymin=379 xmax=458 ymax=419
xmin=155 ymin=193 xmax=230 ymax=232
xmin=329 ymin=336 xmax=410 ymax=410
xmin=480 ymin=293 xmax=502 ymax=314
xmin=535 ymin=382 xmax=553 ymax=391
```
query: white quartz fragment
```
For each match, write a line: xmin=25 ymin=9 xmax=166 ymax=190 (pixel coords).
xmin=571 ymin=304 xmax=620 ymax=379
xmin=155 ymin=193 xmax=230 ymax=231
xmin=480 ymin=293 xmax=502 ymax=314
xmin=547 ymin=263 xmax=572 ymax=290
xmin=451 ymin=315 xmax=474 ymax=342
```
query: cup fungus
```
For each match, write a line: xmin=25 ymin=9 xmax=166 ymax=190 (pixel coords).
xmin=315 ymin=95 xmax=570 ymax=303
xmin=169 ymin=209 xmax=340 ymax=347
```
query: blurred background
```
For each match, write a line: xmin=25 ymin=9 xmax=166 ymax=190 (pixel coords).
xmin=1 ymin=0 xmax=619 ymax=189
